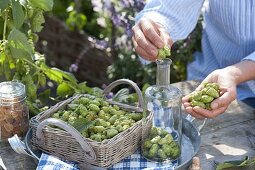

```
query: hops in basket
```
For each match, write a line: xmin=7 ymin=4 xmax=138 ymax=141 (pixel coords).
xmin=189 ymin=82 xmax=220 ymax=110
xmin=51 ymin=96 xmax=143 ymax=142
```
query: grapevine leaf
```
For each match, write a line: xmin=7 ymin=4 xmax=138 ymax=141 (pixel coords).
xmin=8 ymin=28 xmax=33 ymax=59
xmin=11 ymin=0 xmax=25 ymax=29
xmin=0 ymin=0 xmax=9 ymax=12
xmin=8 ymin=47 xmax=31 ymax=60
xmin=51 ymin=68 xmax=77 ymax=84
xmin=72 ymin=118 xmax=93 ymax=132
xmin=31 ymin=9 xmax=45 ymax=32
xmin=77 ymin=82 xmax=93 ymax=94
xmin=56 ymin=82 xmax=74 ymax=98
xmin=42 ymin=65 xmax=63 ymax=83
xmin=28 ymin=0 xmax=53 ymax=11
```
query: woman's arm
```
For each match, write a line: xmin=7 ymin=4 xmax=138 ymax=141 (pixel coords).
xmin=135 ymin=0 xmax=205 ymax=41
xmin=182 ymin=59 xmax=255 ymax=119
xmin=132 ymin=0 xmax=205 ymax=61
xmin=226 ymin=59 xmax=255 ymax=85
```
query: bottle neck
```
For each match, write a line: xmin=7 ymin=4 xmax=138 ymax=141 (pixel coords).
xmin=156 ymin=59 xmax=172 ymax=86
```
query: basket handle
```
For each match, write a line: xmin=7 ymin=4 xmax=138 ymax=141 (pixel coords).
xmin=103 ymin=79 xmax=144 ymax=112
xmin=36 ymin=118 xmax=96 ymax=162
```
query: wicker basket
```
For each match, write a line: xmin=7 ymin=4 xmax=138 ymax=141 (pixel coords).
xmin=30 ymin=79 xmax=153 ymax=168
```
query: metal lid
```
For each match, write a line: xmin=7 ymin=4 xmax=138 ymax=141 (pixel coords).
xmin=0 ymin=81 xmax=26 ymax=100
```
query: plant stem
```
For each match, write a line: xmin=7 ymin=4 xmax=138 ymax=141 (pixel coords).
xmin=3 ymin=9 xmax=8 ymax=40
xmin=23 ymin=58 xmax=42 ymax=70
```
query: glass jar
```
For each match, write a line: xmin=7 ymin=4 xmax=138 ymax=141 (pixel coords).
xmin=142 ymin=59 xmax=182 ymax=162
xmin=0 ymin=81 xmax=29 ymax=141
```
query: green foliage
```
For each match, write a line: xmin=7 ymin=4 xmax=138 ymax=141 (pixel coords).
xmin=66 ymin=10 xmax=87 ymax=31
xmin=0 ymin=0 xmax=95 ymax=116
xmin=29 ymin=0 xmax=53 ymax=11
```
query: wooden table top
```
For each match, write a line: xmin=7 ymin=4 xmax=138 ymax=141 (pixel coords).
xmin=0 ymin=80 xmax=254 ymax=170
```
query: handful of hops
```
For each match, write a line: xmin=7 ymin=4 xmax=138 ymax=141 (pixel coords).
xmin=189 ymin=82 xmax=220 ymax=110
xmin=157 ymin=45 xmax=171 ymax=59
xmin=142 ymin=127 xmax=181 ymax=162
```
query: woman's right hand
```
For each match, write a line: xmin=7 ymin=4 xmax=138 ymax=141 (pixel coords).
xmin=132 ymin=18 xmax=173 ymax=61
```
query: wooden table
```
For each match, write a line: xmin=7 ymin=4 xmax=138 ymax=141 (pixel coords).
xmin=0 ymin=80 xmax=254 ymax=170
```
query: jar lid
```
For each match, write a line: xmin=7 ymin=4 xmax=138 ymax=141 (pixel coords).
xmin=0 ymin=81 xmax=26 ymax=99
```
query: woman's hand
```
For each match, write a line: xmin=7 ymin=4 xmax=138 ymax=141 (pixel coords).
xmin=182 ymin=69 xmax=237 ymax=119
xmin=132 ymin=18 xmax=173 ymax=61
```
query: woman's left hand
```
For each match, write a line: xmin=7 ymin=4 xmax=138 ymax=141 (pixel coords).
xmin=182 ymin=68 xmax=237 ymax=119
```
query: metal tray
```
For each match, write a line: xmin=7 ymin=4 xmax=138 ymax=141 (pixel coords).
xmin=23 ymin=117 xmax=202 ymax=170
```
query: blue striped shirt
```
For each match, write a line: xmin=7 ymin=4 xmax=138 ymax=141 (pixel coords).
xmin=136 ymin=0 xmax=255 ymax=100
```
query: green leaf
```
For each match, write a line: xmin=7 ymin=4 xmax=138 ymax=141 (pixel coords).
xmin=31 ymin=9 xmax=45 ymax=32
xmin=56 ymin=82 xmax=74 ymax=98
xmin=0 ymin=51 xmax=6 ymax=64
xmin=11 ymin=0 xmax=25 ymax=29
xmin=38 ymin=89 xmax=51 ymax=105
xmin=3 ymin=59 xmax=12 ymax=80
xmin=42 ymin=66 xmax=62 ymax=83
xmin=8 ymin=28 xmax=33 ymax=59
xmin=22 ymin=74 xmax=36 ymax=100
xmin=38 ymin=73 xmax=46 ymax=87
xmin=0 ymin=0 xmax=9 ymax=12
xmin=72 ymin=118 xmax=93 ymax=132
xmin=28 ymin=0 xmax=53 ymax=11
xmin=51 ymin=68 xmax=77 ymax=84
xmin=77 ymin=82 xmax=93 ymax=94
xmin=113 ymin=88 xmax=129 ymax=101
xmin=26 ymin=100 xmax=40 ymax=116
xmin=216 ymin=156 xmax=255 ymax=170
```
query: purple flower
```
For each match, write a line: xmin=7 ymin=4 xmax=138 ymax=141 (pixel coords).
xmin=95 ymin=39 xmax=108 ymax=49
xmin=120 ymin=0 xmax=131 ymax=8
xmin=112 ymin=14 xmax=122 ymax=26
xmin=134 ymin=0 xmax=145 ymax=11
xmin=69 ymin=64 xmax=78 ymax=72
xmin=106 ymin=92 xmax=114 ymax=99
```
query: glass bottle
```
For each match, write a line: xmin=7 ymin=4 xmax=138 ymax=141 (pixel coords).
xmin=0 ymin=81 xmax=29 ymax=141
xmin=141 ymin=59 xmax=182 ymax=162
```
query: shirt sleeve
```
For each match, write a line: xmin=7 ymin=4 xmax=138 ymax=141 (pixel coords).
xmin=135 ymin=0 xmax=205 ymax=42
xmin=243 ymin=52 xmax=255 ymax=62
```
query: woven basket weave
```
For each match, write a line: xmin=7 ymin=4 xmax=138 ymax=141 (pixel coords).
xmin=30 ymin=79 xmax=152 ymax=168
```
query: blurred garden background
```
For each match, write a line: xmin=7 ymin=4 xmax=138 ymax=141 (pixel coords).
xmin=38 ymin=0 xmax=203 ymax=86
xmin=0 ymin=0 xmax=202 ymax=115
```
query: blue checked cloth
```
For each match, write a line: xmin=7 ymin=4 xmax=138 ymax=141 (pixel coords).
xmin=37 ymin=150 xmax=177 ymax=170
xmin=109 ymin=149 xmax=178 ymax=170
xmin=36 ymin=153 xmax=79 ymax=170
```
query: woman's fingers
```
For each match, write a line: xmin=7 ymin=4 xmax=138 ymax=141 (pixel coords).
xmin=132 ymin=25 xmax=158 ymax=57
xmin=132 ymin=37 xmax=156 ymax=61
xmin=132 ymin=19 xmax=174 ymax=60
xmin=193 ymin=106 xmax=227 ymax=118
xmin=185 ymin=106 xmax=206 ymax=120
xmin=139 ymin=19 xmax=165 ymax=48
xmin=210 ymin=90 xmax=236 ymax=110
xmin=158 ymin=26 xmax=173 ymax=47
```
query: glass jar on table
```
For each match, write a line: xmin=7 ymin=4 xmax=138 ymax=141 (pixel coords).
xmin=142 ymin=59 xmax=183 ymax=162
xmin=0 ymin=81 xmax=29 ymax=141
